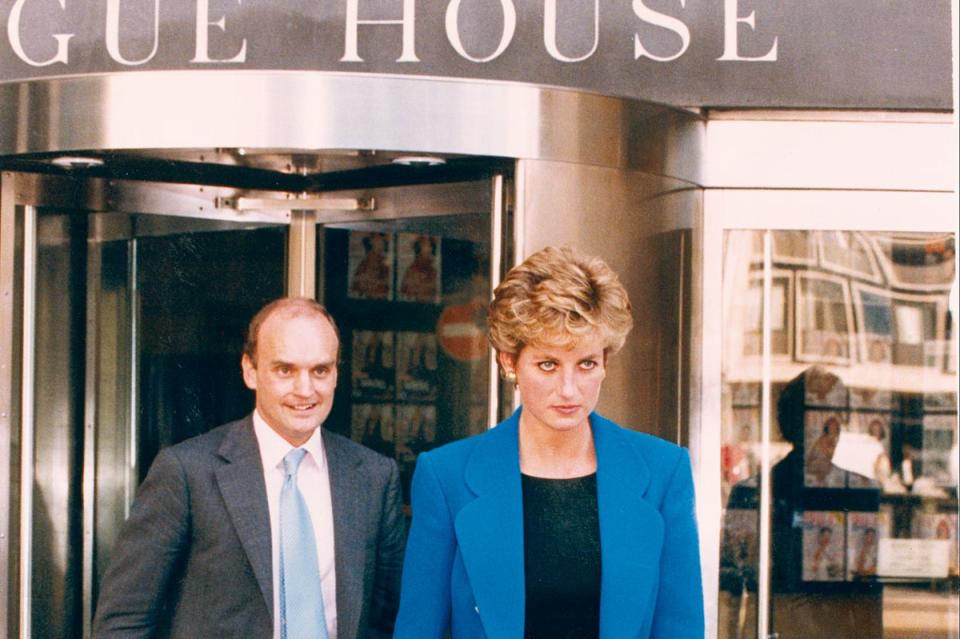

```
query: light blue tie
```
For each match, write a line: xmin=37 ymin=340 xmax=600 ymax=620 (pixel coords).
xmin=280 ymin=448 xmax=330 ymax=639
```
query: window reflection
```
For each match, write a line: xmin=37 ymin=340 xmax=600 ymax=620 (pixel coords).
xmin=719 ymin=230 xmax=959 ymax=639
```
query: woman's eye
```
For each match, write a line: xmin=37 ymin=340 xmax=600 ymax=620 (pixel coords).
xmin=538 ymin=361 xmax=557 ymax=371
xmin=580 ymin=360 xmax=598 ymax=370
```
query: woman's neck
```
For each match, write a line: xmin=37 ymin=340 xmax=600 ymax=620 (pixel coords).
xmin=518 ymin=415 xmax=597 ymax=479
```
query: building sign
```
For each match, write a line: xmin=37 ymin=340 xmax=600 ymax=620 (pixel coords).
xmin=0 ymin=0 xmax=951 ymax=109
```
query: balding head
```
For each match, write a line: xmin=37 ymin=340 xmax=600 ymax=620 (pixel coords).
xmin=243 ymin=297 xmax=341 ymax=367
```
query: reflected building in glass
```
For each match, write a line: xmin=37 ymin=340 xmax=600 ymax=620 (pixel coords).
xmin=719 ymin=231 xmax=957 ymax=639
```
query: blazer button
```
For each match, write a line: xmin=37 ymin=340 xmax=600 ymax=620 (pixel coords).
xmin=474 ymin=605 xmax=480 ymax=614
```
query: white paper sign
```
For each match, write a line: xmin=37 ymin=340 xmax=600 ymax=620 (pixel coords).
xmin=878 ymin=539 xmax=950 ymax=578
xmin=832 ymin=431 xmax=883 ymax=479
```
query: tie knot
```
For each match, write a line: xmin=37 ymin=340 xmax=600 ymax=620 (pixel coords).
xmin=283 ymin=448 xmax=308 ymax=477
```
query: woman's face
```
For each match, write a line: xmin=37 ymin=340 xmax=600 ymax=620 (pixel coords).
xmin=501 ymin=333 xmax=607 ymax=437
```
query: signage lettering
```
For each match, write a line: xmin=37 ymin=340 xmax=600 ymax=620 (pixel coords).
xmin=8 ymin=0 xmax=73 ymax=66
xmin=445 ymin=0 xmax=517 ymax=63
xmin=717 ymin=0 xmax=778 ymax=61
xmin=341 ymin=0 xmax=418 ymax=63
xmin=190 ymin=0 xmax=246 ymax=64
xmin=0 ymin=0 xmax=949 ymax=109
xmin=633 ymin=0 xmax=690 ymax=62
xmin=544 ymin=0 xmax=599 ymax=63
xmin=106 ymin=0 xmax=159 ymax=65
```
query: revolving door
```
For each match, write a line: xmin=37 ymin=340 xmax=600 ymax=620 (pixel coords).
xmin=0 ymin=159 xmax=508 ymax=637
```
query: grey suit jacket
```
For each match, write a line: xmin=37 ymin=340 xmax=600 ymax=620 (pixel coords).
xmin=92 ymin=415 xmax=406 ymax=639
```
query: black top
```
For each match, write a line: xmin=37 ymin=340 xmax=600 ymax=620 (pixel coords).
xmin=521 ymin=473 xmax=601 ymax=639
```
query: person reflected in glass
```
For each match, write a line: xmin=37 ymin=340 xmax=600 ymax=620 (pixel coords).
xmin=394 ymin=246 xmax=704 ymax=639
xmin=722 ymin=367 xmax=883 ymax=639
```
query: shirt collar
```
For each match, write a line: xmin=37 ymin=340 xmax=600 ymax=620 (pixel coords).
xmin=252 ymin=409 xmax=327 ymax=473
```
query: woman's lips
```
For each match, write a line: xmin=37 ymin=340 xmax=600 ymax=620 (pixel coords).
xmin=552 ymin=404 xmax=580 ymax=414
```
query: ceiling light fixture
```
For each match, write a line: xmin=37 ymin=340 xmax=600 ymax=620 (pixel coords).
xmin=391 ymin=155 xmax=446 ymax=167
xmin=50 ymin=156 xmax=105 ymax=169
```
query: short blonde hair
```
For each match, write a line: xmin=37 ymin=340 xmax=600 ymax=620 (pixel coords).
xmin=488 ymin=246 xmax=633 ymax=356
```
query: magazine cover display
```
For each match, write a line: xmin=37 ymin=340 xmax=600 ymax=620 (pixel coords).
xmin=802 ymin=511 xmax=845 ymax=581
xmin=348 ymin=230 xmax=394 ymax=300
xmin=846 ymin=510 xmax=890 ymax=580
xmin=396 ymin=331 xmax=439 ymax=401
xmin=804 ymin=410 xmax=847 ymax=488
xmin=397 ymin=233 xmax=441 ymax=303
xmin=351 ymin=330 xmax=395 ymax=400
xmin=352 ymin=403 xmax=396 ymax=459
xmin=912 ymin=512 xmax=959 ymax=576
xmin=396 ymin=404 xmax=437 ymax=458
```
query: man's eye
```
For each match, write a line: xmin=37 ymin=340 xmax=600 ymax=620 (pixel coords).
xmin=276 ymin=366 xmax=292 ymax=376
xmin=313 ymin=367 xmax=329 ymax=377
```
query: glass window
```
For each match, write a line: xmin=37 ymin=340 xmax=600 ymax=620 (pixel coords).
xmin=719 ymin=230 xmax=959 ymax=639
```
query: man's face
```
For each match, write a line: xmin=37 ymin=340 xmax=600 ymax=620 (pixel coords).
xmin=241 ymin=311 xmax=339 ymax=446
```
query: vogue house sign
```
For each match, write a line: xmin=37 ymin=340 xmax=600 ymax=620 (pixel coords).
xmin=0 ymin=0 xmax=952 ymax=108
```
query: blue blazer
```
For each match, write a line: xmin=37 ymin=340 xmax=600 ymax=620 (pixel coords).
xmin=394 ymin=409 xmax=704 ymax=639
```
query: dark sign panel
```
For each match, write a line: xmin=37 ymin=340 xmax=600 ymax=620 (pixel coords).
xmin=0 ymin=0 xmax=951 ymax=109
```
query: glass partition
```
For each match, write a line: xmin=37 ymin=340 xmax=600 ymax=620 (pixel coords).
xmin=718 ymin=230 xmax=958 ymax=639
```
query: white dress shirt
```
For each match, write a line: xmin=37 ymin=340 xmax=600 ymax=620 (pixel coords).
xmin=253 ymin=411 xmax=338 ymax=639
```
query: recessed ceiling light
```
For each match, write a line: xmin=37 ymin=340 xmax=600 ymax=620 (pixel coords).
xmin=50 ymin=156 xmax=105 ymax=169
xmin=391 ymin=156 xmax=446 ymax=167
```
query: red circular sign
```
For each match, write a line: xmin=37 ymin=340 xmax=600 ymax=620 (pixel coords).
xmin=436 ymin=301 xmax=488 ymax=362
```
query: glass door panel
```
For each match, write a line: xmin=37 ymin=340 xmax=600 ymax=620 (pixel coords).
xmin=718 ymin=230 xmax=958 ymax=639
xmin=29 ymin=208 xmax=286 ymax=638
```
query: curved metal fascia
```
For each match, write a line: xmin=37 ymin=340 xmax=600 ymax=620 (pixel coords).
xmin=0 ymin=71 xmax=703 ymax=183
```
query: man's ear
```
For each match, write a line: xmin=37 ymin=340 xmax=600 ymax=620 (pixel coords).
xmin=241 ymin=354 xmax=258 ymax=390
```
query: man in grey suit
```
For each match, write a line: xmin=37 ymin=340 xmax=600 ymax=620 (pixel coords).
xmin=93 ymin=297 xmax=406 ymax=638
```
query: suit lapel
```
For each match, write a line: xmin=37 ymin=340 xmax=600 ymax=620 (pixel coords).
xmin=592 ymin=414 xmax=660 ymax=639
xmin=323 ymin=429 xmax=366 ymax=639
xmin=214 ymin=417 xmax=274 ymax=615
xmin=455 ymin=413 xmax=526 ymax=639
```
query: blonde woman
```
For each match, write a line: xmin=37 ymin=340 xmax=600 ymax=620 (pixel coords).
xmin=395 ymin=247 xmax=703 ymax=638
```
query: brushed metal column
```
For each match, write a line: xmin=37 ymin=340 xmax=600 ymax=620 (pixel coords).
xmin=288 ymin=210 xmax=317 ymax=299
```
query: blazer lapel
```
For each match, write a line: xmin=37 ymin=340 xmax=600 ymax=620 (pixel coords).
xmin=323 ymin=429 xmax=366 ymax=639
xmin=592 ymin=414 xmax=661 ymax=639
xmin=214 ymin=417 xmax=274 ymax=615
xmin=455 ymin=413 xmax=526 ymax=639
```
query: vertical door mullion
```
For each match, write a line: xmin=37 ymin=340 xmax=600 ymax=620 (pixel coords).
xmin=488 ymin=174 xmax=505 ymax=429
xmin=1 ymin=172 xmax=21 ymax=639
xmin=82 ymin=235 xmax=102 ymax=638
xmin=758 ymin=231 xmax=774 ymax=639
xmin=127 ymin=237 xmax=139 ymax=516
xmin=19 ymin=204 xmax=37 ymax=639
